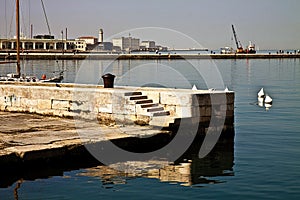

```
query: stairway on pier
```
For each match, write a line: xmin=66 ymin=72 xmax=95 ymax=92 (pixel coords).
xmin=124 ymin=92 xmax=175 ymax=127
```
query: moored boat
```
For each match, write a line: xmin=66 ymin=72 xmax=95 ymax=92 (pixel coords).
xmin=0 ymin=0 xmax=63 ymax=83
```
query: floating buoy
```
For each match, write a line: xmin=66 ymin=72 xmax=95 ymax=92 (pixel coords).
xmin=265 ymin=102 xmax=272 ymax=110
xmin=41 ymin=74 xmax=46 ymax=80
xmin=258 ymin=100 xmax=264 ymax=107
xmin=258 ymin=88 xmax=265 ymax=98
xmin=265 ymin=94 xmax=273 ymax=104
xmin=257 ymin=97 xmax=264 ymax=107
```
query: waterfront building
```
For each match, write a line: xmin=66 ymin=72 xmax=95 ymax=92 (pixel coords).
xmin=140 ymin=41 xmax=156 ymax=49
xmin=78 ymin=36 xmax=98 ymax=45
xmin=78 ymin=36 xmax=98 ymax=50
xmin=155 ymin=45 xmax=168 ymax=51
xmin=112 ymin=37 xmax=140 ymax=51
xmin=97 ymin=42 xmax=113 ymax=51
xmin=0 ymin=35 xmax=86 ymax=52
xmin=73 ymin=39 xmax=87 ymax=51
xmin=139 ymin=40 xmax=157 ymax=51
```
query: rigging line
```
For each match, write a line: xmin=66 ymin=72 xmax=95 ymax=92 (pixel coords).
xmin=29 ymin=0 xmax=31 ymax=37
xmin=8 ymin=0 xmax=15 ymax=38
xmin=40 ymin=0 xmax=51 ymax=35
xmin=20 ymin=0 xmax=28 ymax=37
xmin=5 ymin=0 xmax=7 ymax=38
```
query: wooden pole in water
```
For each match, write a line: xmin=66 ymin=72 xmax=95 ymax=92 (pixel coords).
xmin=16 ymin=0 xmax=21 ymax=77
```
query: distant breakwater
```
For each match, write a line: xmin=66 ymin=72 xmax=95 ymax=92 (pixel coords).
xmin=1 ymin=52 xmax=300 ymax=60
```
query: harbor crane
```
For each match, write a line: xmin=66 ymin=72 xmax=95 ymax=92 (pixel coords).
xmin=231 ymin=24 xmax=244 ymax=53
xmin=231 ymin=24 xmax=256 ymax=54
xmin=41 ymin=0 xmax=51 ymax=36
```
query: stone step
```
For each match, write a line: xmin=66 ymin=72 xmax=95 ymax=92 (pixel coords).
xmin=147 ymin=107 xmax=164 ymax=112
xmin=151 ymin=111 xmax=170 ymax=117
xmin=124 ymin=92 xmax=142 ymax=96
xmin=135 ymin=99 xmax=153 ymax=104
xmin=140 ymin=103 xmax=159 ymax=108
xmin=129 ymin=95 xmax=148 ymax=101
xmin=149 ymin=116 xmax=175 ymax=127
xmin=123 ymin=91 xmax=173 ymax=127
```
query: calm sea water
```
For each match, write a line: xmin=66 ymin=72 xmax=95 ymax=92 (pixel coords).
xmin=1 ymin=57 xmax=300 ymax=199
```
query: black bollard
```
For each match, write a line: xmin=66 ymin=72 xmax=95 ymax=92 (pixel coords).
xmin=102 ymin=73 xmax=115 ymax=88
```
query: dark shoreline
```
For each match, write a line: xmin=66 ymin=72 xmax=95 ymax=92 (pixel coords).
xmin=1 ymin=52 xmax=300 ymax=60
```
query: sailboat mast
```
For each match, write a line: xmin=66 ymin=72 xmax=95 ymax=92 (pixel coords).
xmin=16 ymin=0 xmax=21 ymax=76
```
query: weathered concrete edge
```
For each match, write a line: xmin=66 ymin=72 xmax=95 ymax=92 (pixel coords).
xmin=0 ymin=130 xmax=132 ymax=169
xmin=0 ymin=82 xmax=235 ymax=123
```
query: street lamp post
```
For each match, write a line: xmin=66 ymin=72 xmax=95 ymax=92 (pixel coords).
xmin=61 ymin=30 xmax=64 ymax=54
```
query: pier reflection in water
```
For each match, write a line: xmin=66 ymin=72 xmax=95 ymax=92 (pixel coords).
xmin=80 ymin=128 xmax=234 ymax=187
xmin=0 ymin=125 xmax=234 ymax=190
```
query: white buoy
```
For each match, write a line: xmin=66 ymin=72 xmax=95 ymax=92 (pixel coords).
xmin=258 ymin=97 xmax=264 ymax=107
xmin=265 ymin=94 xmax=273 ymax=104
xmin=265 ymin=103 xmax=272 ymax=111
xmin=192 ymin=84 xmax=198 ymax=91
xmin=258 ymin=88 xmax=265 ymax=98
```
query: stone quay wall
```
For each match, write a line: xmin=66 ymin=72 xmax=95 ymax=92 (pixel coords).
xmin=0 ymin=82 xmax=234 ymax=129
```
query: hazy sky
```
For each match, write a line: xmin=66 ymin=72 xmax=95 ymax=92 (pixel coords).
xmin=1 ymin=0 xmax=299 ymax=49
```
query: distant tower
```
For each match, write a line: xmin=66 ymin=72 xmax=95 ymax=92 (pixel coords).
xmin=98 ymin=28 xmax=103 ymax=43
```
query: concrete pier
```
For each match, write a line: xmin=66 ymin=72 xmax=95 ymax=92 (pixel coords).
xmin=0 ymin=82 xmax=234 ymax=186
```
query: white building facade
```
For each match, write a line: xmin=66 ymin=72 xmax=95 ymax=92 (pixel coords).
xmin=78 ymin=36 xmax=98 ymax=45
xmin=0 ymin=37 xmax=86 ymax=52
xmin=140 ymin=41 xmax=155 ymax=48
xmin=112 ymin=37 xmax=140 ymax=51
